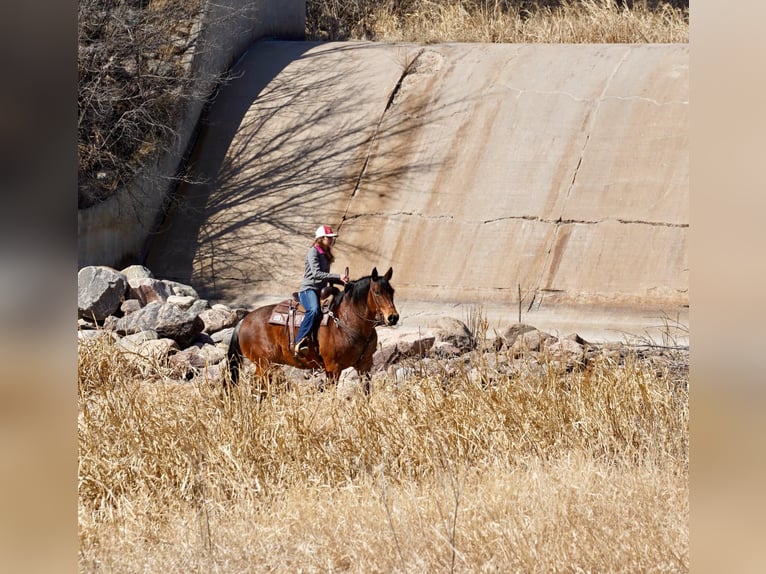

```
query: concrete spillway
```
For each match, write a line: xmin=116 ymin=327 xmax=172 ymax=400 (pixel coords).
xmin=146 ymin=41 xmax=688 ymax=342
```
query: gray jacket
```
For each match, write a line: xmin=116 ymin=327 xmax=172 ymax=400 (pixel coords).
xmin=298 ymin=245 xmax=341 ymax=293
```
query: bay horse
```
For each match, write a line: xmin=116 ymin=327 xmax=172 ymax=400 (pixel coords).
xmin=226 ymin=267 xmax=398 ymax=393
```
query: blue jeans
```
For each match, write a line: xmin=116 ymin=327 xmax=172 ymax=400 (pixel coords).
xmin=296 ymin=289 xmax=320 ymax=344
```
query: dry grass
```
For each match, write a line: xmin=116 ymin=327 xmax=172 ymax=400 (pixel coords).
xmin=307 ymin=0 xmax=689 ymax=43
xmin=79 ymin=332 xmax=688 ymax=572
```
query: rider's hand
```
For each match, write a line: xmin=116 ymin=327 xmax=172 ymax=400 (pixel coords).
xmin=341 ymin=274 xmax=350 ymax=284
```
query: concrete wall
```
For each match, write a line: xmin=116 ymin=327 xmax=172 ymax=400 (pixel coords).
xmin=77 ymin=0 xmax=306 ymax=268
xmin=143 ymin=41 xmax=687 ymax=341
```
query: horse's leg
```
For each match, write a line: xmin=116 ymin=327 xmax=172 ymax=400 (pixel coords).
xmin=355 ymin=333 xmax=378 ymax=396
xmin=225 ymin=321 xmax=244 ymax=391
xmin=356 ymin=371 xmax=372 ymax=396
xmin=323 ymin=369 xmax=341 ymax=393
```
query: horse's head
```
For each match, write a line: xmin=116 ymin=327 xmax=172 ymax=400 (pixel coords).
xmin=368 ymin=267 xmax=399 ymax=326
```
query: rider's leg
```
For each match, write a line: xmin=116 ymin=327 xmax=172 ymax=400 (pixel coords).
xmin=295 ymin=289 xmax=319 ymax=355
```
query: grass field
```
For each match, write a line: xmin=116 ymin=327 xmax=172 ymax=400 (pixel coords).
xmin=306 ymin=0 xmax=689 ymax=43
xmin=78 ymin=333 xmax=688 ymax=572
xmin=79 ymin=2 xmax=689 ymax=570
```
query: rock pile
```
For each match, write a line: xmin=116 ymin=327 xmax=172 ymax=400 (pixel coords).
xmin=78 ymin=265 xmax=687 ymax=389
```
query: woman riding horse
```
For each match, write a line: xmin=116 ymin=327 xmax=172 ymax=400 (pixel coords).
xmin=294 ymin=225 xmax=350 ymax=358
xmin=226 ymin=267 xmax=398 ymax=394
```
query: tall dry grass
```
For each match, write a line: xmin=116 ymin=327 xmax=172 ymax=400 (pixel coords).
xmin=79 ymin=331 xmax=688 ymax=572
xmin=306 ymin=0 xmax=689 ymax=43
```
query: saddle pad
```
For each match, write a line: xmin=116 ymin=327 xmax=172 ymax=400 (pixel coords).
xmin=268 ymin=300 xmax=330 ymax=327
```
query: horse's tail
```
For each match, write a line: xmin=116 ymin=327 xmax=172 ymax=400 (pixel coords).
xmin=226 ymin=321 xmax=243 ymax=389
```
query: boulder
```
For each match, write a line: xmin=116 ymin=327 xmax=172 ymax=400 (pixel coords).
xmin=167 ymin=295 xmax=198 ymax=309
xmin=432 ymin=341 xmax=462 ymax=358
xmin=117 ymin=333 xmax=179 ymax=363
xmin=430 ymin=317 xmax=475 ymax=351
xmin=169 ymin=344 xmax=226 ymax=378
xmin=128 ymin=277 xmax=173 ymax=305
xmin=396 ymin=334 xmax=435 ymax=357
xmin=120 ymin=265 xmax=153 ymax=281
xmin=199 ymin=307 xmax=241 ymax=333
xmin=78 ymin=266 xmax=128 ymax=321
xmin=211 ymin=327 xmax=235 ymax=346
xmin=372 ymin=343 xmax=400 ymax=371
xmin=510 ymin=329 xmax=557 ymax=356
xmin=77 ymin=329 xmax=118 ymax=345
xmin=163 ymin=280 xmax=199 ymax=299
xmin=498 ymin=323 xmax=537 ymax=348
xmin=120 ymin=299 xmax=142 ymax=315
xmin=113 ymin=299 xmax=207 ymax=348
xmin=546 ymin=337 xmax=586 ymax=372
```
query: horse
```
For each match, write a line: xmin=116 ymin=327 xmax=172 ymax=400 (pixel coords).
xmin=226 ymin=267 xmax=399 ymax=394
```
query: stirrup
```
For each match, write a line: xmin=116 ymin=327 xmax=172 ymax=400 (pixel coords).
xmin=294 ymin=337 xmax=309 ymax=356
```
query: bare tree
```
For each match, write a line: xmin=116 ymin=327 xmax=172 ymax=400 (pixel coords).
xmin=78 ymin=0 xmax=204 ymax=208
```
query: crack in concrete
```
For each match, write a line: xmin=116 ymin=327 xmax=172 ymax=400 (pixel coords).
xmin=482 ymin=215 xmax=688 ymax=228
xmin=345 ymin=212 xmax=688 ymax=228
xmin=495 ymin=86 xmax=687 ymax=107
xmin=343 ymin=212 xmax=454 ymax=222
xmin=614 ymin=218 xmax=688 ymax=228
xmin=605 ymin=94 xmax=688 ymax=106
xmin=339 ymin=49 xmax=425 ymax=231
xmin=532 ymin=48 xmax=632 ymax=308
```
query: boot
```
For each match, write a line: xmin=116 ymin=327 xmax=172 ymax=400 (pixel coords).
xmin=294 ymin=337 xmax=310 ymax=356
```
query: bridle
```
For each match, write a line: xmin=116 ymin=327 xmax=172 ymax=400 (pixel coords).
xmin=367 ymin=283 xmax=387 ymax=326
xmin=328 ymin=279 xmax=389 ymax=338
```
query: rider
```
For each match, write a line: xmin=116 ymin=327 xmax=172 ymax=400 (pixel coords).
xmin=294 ymin=225 xmax=350 ymax=357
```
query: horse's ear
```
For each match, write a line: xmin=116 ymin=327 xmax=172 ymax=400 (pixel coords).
xmin=371 ymin=267 xmax=378 ymax=279
xmin=384 ymin=267 xmax=393 ymax=281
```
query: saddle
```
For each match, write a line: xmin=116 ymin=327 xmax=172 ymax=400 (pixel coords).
xmin=268 ymin=286 xmax=340 ymax=349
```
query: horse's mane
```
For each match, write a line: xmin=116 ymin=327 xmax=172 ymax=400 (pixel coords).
xmin=336 ymin=276 xmax=370 ymax=307
xmin=335 ymin=274 xmax=393 ymax=308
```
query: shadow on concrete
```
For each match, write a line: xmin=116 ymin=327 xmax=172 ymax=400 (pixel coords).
xmin=145 ymin=41 xmax=444 ymax=302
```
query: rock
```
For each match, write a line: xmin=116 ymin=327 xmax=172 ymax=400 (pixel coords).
xmin=120 ymin=299 xmax=142 ymax=315
xmin=565 ymin=333 xmax=590 ymax=346
xmin=119 ymin=330 xmax=159 ymax=346
xmin=211 ymin=327 xmax=235 ymax=346
xmin=78 ymin=318 xmax=96 ymax=330
xmin=163 ymin=280 xmax=199 ymax=299
xmin=498 ymin=323 xmax=537 ymax=348
xmin=73 ymin=269 xmax=689 ymax=390
xmin=166 ymin=295 xmax=198 ymax=309
xmin=432 ymin=341 xmax=462 ymax=358
xmin=78 ymin=266 xmax=128 ymax=321
xmin=102 ymin=315 xmax=120 ymax=332
xmin=397 ymin=334 xmax=435 ymax=357
xmin=169 ymin=343 xmax=226 ymax=379
xmin=113 ymin=299 xmax=207 ymax=347
xmin=430 ymin=317 xmax=475 ymax=351
xmin=118 ymin=334 xmax=179 ymax=363
xmin=128 ymin=277 xmax=173 ymax=305
xmin=199 ymin=307 xmax=240 ymax=333
xmin=546 ymin=337 xmax=586 ymax=371
xmin=193 ymin=332 xmax=215 ymax=346
xmin=196 ymin=362 xmax=225 ymax=384
xmin=77 ymin=329 xmax=118 ymax=345
xmin=169 ymin=347 xmax=206 ymax=369
xmin=510 ymin=329 xmax=556 ymax=356
xmin=121 ymin=265 xmax=153 ymax=281
xmin=549 ymin=337 xmax=585 ymax=359
xmin=393 ymin=366 xmax=416 ymax=383
xmin=372 ymin=343 xmax=400 ymax=371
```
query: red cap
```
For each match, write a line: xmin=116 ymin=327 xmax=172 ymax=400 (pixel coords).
xmin=315 ymin=225 xmax=338 ymax=238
